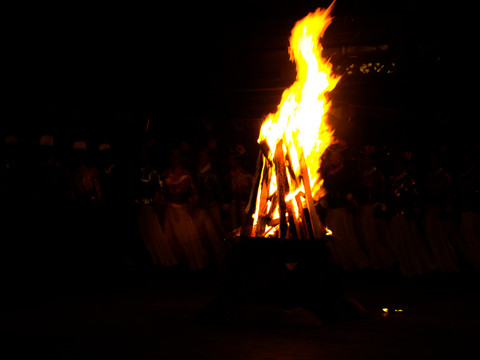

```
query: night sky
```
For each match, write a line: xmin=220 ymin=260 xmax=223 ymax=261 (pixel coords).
xmin=3 ymin=0 xmax=463 ymax=146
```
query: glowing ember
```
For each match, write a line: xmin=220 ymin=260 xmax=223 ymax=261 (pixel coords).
xmin=252 ymin=1 xmax=340 ymax=239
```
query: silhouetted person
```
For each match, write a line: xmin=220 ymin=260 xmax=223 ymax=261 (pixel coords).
xmin=98 ymin=142 xmax=137 ymax=267
xmin=0 ymin=135 xmax=29 ymax=282
xmin=0 ymin=135 xmax=24 ymax=205
xmin=69 ymin=140 xmax=105 ymax=270
xmin=456 ymin=148 xmax=480 ymax=270
xmin=227 ymin=145 xmax=253 ymax=231
xmin=321 ymin=143 xmax=371 ymax=271
xmin=193 ymin=148 xmax=226 ymax=266
xmin=423 ymin=150 xmax=459 ymax=273
xmin=33 ymin=135 xmax=67 ymax=204
xmin=30 ymin=135 xmax=70 ymax=273
xmin=388 ymin=152 xmax=436 ymax=277
xmin=134 ymin=145 xmax=178 ymax=267
xmin=356 ymin=145 xmax=396 ymax=270
xmin=71 ymin=141 xmax=103 ymax=204
xmin=163 ymin=149 xmax=209 ymax=270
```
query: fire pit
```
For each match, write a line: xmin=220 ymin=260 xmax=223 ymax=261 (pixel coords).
xmin=196 ymin=2 xmax=367 ymax=324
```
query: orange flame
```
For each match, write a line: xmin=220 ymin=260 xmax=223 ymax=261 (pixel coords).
xmin=253 ymin=2 xmax=340 ymax=234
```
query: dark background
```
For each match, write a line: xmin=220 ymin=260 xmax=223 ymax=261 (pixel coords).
xmin=1 ymin=4 xmax=478 ymax=358
xmin=2 ymin=0 xmax=467 ymax=152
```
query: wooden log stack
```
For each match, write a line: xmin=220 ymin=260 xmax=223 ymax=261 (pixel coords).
xmin=250 ymin=139 xmax=326 ymax=239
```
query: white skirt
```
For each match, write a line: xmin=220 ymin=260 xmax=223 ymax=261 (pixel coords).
xmin=459 ymin=211 xmax=480 ymax=270
xmin=424 ymin=207 xmax=459 ymax=273
xmin=390 ymin=215 xmax=436 ymax=277
xmin=194 ymin=205 xmax=226 ymax=266
xmin=357 ymin=205 xmax=397 ymax=270
xmin=163 ymin=203 xmax=210 ymax=270
xmin=136 ymin=205 xmax=178 ymax=267
xmin=326 ymin=207 xmax=371 ymax=270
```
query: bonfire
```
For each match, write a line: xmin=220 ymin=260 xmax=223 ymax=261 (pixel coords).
xmin=248 ymin=1 xmax=340 ymax=239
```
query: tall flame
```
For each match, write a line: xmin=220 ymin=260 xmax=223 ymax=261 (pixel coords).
xmin=253 ymin=2 xmax=340 ymax=233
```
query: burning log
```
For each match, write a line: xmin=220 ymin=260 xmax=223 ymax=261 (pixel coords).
xmin=285 ymin=151 xmax=298 ymax=190
xmin=295 ymin=192 xmax=310 ymax=239
xmin=252 ymin=158 xmax=272 ymax=237
xmin=295 ymin=140 xmax=326 ymax=239
xmin=251 ymin=138 xmax=326 ymax=239
xmin=273 ymin=140 xmax=289 ymax=238
xmin=245 ymin=151 xmax=263 ymax=217
xmin=258 ymin=140 xmax=273 ymax=167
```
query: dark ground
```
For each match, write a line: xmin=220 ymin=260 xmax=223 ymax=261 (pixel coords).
xmin=1 ymin=263 xmax=479 ymax=360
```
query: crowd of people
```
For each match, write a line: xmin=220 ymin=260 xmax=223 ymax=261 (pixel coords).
xmin=1 ymin=130 xmax=479 ymax=279
xmin=319 ymin=142 xmax=480 ymax=277
xmin=0 ymin=133 xmax=254 ymax=275
xmin=133 ymin=139 xmax=254 ymax=271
